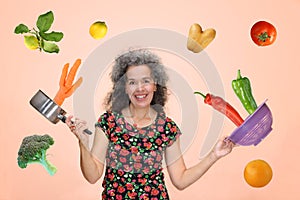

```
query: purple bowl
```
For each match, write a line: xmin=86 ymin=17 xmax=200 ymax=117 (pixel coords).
xmin=228 ymin=100 xmax=273 ymax=146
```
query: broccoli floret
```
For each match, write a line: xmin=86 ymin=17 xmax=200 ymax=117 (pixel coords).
xmin=17 ymin=134 xmax=57 ymax=176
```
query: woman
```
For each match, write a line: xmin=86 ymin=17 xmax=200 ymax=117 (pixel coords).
xmin=67 ymin=48 xmax=235 ymax=199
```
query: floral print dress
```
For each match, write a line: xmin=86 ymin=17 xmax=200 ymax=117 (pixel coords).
xmin=95 ymin=111 xmax=182 ymax=200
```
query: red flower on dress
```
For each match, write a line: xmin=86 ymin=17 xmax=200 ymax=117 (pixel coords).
xmin=108 ymin=173 xmax=115 ymax=181
xmin=138 ymin=177 xmax=147 ymax=185
xmin=130 ymin=146 xmax=138 ymax=154
xmin=120 ymin=149 xmax=130 ymax=156
xmin=140 ymin=194 xmax=149 ymax=200
xmin=115 ymin=126 xmax=122 ymax=133
xmin=111 ymin=135 xmax=118 ymax=143
xmin=155 ymin=138 xmax=162 ymax=146
xmin=161 ymin=134 xmax=169 ymax=142
xmin=148 ymin=131 xmax=155 ymax=137
xmin=110 ymin=151 xmax=117 ymax=159
xmin=132 ymin=155 xmax=142 ymax=162
xmin=144 ymin=142 xmax=152 ymax=149
xmin=157 ymin=118 xmax=165 ymax=124
xmin=156 ymin=154 xmax=162 ymax=162
xmin=110 ymin=161 xmax=117 ymax=168
xmin=117 ymin=186 xmax=126 ymax=193
xmin=134 ymin=162 xmax=142 ymax=170
xmin=151 ymin=188 xmax=159 ymax=196
xmin=123 ymin=165 xmax=132 ymax=172
xmin=158 ymin=184 xmax=164 ymax=190
xmin=127 ymin=191 xmax=137 ymax=199
xmin=113 ymin=182 xmax=118 ymax=188
xmin=116 ymin=117 xmax=124 ymax=124
xmin=116 ymin=194 xmax=123 ymax=200
xmin=162 ymin=192 xmax=167 ymax=198
xmin=126 ymin=183 xmax=134 ymax=190
xmin=117 ymin=169 xmax=125 ymax=176
xmin=108 ymin=115 xmax=115 ymax=122
xmin=114 ymin=144 xmax=121 ymax=150
xmin=126 ymin=124 xmax=132 ymax=130
xmin=171 ymin=126 xmax=177 ymax=133
xmin=128 ymin=131 xmax=136 ymax=136
xmin=120 ymin=157 xmax=127 ymax=163
xmin=145 ymin=158 xmax=154 ymax=165
xmin=144 ymin=185 xmax=151 ymax=192
xmin=150 ymin=150 xmax=157 ymax=157
xmin=143 ymin=167 xmax=150 ymax=174
xmin=122 ymin=133 xmax=129 ymax=140
xmin=109 ymin=122 xmax=116 ymax=128
xmin=108 ymin=189 xmax=116 ymax=197
xmin=157 ymin=126 xmax=164 ymax=132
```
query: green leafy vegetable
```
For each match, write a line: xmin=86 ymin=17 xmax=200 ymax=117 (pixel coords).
xmin=14 ymin=24 xmax=30 ymax=34
xmin=14 ymin=10 xmax=64 ymax=53
xmin=42 ymin=41 xmax=60 ymax=53
xmin=17 ymin=134 xmax=57 ymax=176
xmin=40 ymin=31 xmax=64 ymax=42
xmin=36 ymin=11 xmax=54 ymax=32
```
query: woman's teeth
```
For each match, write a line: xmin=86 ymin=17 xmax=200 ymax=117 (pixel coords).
xmin=136 ymin=94 xmax=146 ymax=99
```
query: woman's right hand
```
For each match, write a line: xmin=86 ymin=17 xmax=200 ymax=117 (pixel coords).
xmin=66 ymin=115 xmax=90 ymax=149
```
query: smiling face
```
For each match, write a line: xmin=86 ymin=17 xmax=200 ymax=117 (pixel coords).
xmin=125 ymin=65 xmax=156 ymax=109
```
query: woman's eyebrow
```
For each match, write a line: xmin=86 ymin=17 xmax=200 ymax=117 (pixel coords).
xmin=142 ymin=76 xmax=152 ymax=79
xmin=127 ymin=76 xmax=152 ymax=80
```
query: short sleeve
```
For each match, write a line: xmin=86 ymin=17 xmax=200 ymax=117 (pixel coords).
xmin=95 ymin=111 xmax=115 ymax=138
xmin=164 ymin=117 xmax=182 ymax=147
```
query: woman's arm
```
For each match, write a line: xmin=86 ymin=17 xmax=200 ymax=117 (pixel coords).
xmin=66 ymin=117 xmax=108 ymax=184
xmin=165 ymin=138 xmax=234 ymax=190
xmin=80 ymin=127 xmax=108 ymax=184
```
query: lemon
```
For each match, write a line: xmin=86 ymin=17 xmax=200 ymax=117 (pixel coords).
xmin=24 ymin=35 xmax=39 ymax=50
xmin=89 ymin=21 xmax=108 ymax=40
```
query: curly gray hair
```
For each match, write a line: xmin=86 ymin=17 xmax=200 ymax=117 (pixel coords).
xmin=104 ymin=48 xmax=169 ymax=113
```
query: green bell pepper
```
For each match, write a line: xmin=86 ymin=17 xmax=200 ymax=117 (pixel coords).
xmin=232 ymin=69 xmax=257 ymax=114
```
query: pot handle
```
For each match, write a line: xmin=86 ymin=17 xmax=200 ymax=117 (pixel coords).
xmin=58 ymin=114 xmax=93 ymax=135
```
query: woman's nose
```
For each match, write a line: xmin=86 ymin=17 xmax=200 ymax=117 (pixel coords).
xmin=136 ymin=81 xmax=145 ymax=90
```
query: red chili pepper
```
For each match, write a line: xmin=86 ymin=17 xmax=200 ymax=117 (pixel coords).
xmin=194 ymin=91 xmax=244 ymax=126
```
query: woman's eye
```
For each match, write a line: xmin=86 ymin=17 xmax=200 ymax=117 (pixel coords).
xmin=128 ymin=81 xmax=135 ymax=85
xmin=144 ymin=78 xmax=153 ymax=84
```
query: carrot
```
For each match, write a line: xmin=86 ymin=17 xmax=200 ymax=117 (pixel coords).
xmin=53 ymin=59 xmax=83 ymax=106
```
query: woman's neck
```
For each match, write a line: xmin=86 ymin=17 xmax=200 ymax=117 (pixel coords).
xmin=126 ymin=104 xmax=156 ymax=128
xmin=129 ymin=104 xmax=151 ymax=120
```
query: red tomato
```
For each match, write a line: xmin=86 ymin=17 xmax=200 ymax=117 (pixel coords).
xmin=250 ymin=21 xmax=277 ymax=46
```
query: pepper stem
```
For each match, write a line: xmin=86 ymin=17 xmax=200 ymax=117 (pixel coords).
xmin=194 ymin=91 xmax=206 ymax=98
xmin=237 ymin=69 xmax=242 ymax=79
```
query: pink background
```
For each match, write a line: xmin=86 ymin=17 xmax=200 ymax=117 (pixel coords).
xmin=1 ymin=0 xmax=300 ymax=199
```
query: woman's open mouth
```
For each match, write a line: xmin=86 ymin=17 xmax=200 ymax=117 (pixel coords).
xmin=134 ymin=94 xmax=148 ymax=101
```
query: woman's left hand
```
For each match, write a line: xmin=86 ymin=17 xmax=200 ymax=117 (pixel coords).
xmin=212 ymin=137 xmax=236 ymax=159
xmin=66 ymin=116 xmax=90 ymax=149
